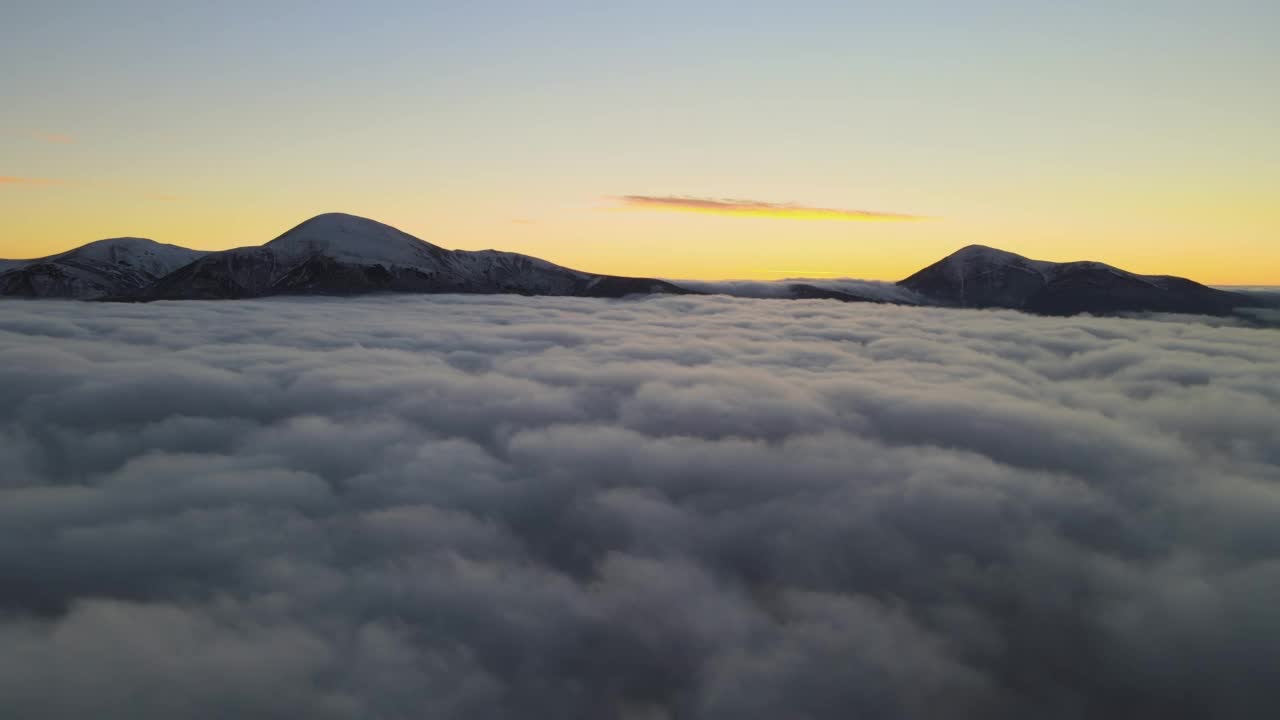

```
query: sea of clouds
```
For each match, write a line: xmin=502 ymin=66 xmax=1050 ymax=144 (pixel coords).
xmin=1 ymin=295 xmax=1278 ymax=719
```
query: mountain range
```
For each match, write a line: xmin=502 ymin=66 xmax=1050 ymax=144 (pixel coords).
xmin=1 ymin=214 xmax=685 ymax=301
xmin=0 ymin=212 xmax=1264 ymax=317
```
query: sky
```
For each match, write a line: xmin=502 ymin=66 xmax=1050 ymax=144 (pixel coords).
xmin=2 ymin=0 xmax=1277 ymax=283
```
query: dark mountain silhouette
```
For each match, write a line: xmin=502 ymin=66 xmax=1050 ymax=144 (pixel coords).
xmin=0 ymin=218 xmax=1265 ymax=317
xmin=898 ymin=245 xmax=1258 ymax=316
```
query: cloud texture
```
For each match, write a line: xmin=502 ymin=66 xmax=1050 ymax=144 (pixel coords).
xmin=617 ymin=195 xmax=924 ymax=221
xmin=1 ymin=295 xmax=1278 ymax=719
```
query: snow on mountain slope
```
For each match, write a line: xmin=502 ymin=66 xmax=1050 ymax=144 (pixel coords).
xmin=902 ymin=245 xmax=1056 ymax=306
xmin=263 ymin=213 xmax=453 ymax=268
xmin=265 ymin=214 xmax=591 ymax=285
xmin=0 ymin=238 xmax=206 ymax=298
xmin=58 ymin=237 xmax=205 ymax=277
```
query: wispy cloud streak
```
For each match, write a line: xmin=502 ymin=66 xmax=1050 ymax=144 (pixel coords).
xmin=618 ymin=195 xmax=926 ymax=221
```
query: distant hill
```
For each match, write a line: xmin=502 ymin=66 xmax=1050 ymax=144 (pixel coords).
xmin=898 ymin=245 xmax=1258 ymax=316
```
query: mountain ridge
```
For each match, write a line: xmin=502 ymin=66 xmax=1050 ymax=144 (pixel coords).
xmin=0 ymin=216 xmax=1265 ymax=317
xmin=2 ymin=213 xmax=688 ymax=301
xmin=0 ymin=237 xmax=206 ymax=299
xmin=897 ymin=244 xmax=1255 ymax=316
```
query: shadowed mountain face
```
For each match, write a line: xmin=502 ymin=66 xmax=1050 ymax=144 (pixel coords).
xmin=899 ymin=245 xmax=1258 ymax=316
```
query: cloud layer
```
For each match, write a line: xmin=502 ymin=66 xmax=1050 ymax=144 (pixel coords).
xmin=1 ymin=296 xmax=1278 ymax=719
xmin=618 ymin=195 xmax=925 ymax=221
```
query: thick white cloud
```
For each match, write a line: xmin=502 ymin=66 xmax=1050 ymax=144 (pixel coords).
xmin=0 ymin=295 xmax=1277 ymax=719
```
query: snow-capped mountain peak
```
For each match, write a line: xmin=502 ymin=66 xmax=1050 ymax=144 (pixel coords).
xmin=936 ymin=244 xmax=1056 ymax=279
xmin=56 ymin=237 xmax=206 ymax=277
xmin=264 ymin=213 xmax=448 ymax=267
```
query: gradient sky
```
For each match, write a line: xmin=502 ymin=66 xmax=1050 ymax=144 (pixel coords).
xmin=2 ymin=0 xmax=1277 ymax=282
